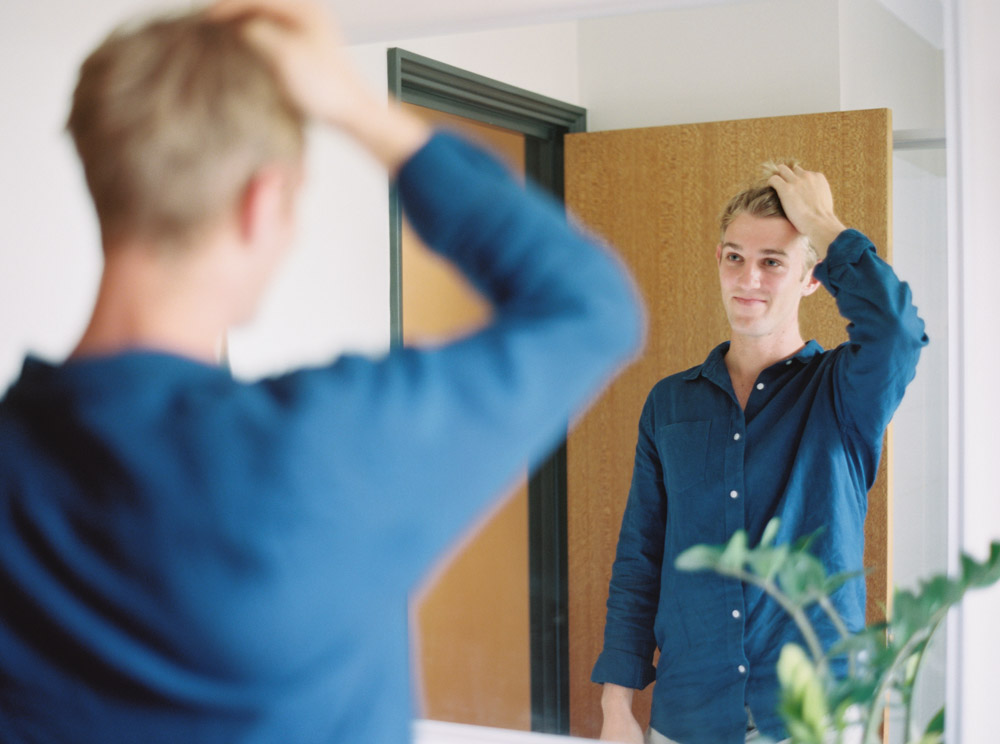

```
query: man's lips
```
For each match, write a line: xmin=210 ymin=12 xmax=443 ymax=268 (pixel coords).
xmin=732 ymin=296 xmax=767 ymax=306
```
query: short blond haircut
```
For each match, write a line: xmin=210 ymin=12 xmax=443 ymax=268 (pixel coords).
xmin=67 ymin=10 xmax=305 ymax=249
xmin=718 ymin=160 xmax=818 ymax=273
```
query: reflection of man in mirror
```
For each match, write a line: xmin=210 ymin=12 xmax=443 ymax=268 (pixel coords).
xmin=0 ymin=1 xmax=643 ymax=742
xmin=593 ymin=163 xmax=927 ymax=744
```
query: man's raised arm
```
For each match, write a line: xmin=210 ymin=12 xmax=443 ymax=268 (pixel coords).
xmin=769 ymin=163 xmax=927 ymax=447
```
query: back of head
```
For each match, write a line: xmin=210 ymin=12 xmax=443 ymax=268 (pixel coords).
xmin=719 ymin=160 xmax=818 ymax=270
xmin=67 ymin=10 xmax=305 ymax=250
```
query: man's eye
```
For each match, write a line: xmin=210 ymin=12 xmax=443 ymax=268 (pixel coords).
xmin=765 ymin=259 xmax=781 ymax=267
xmin=726 ymin=253 xmax=741 ymax=262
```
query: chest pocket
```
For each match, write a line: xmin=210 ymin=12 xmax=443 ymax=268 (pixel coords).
xmin=656 ymin=420 xmax=711 ymax=495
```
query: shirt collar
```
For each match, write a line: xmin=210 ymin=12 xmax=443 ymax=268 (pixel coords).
xmin=681 ymin=339 xmax=825 ymax=383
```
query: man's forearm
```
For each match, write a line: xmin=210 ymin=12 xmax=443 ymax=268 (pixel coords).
xmin=600 ymin=684 xmax=644 ymax=744
xmin=339 ymin=99 xmax=431 ymax=176
xmin=813 ymin=230 xmax=928 ymax=440
xmin=602 ymin=682 xmax=636 ymax=713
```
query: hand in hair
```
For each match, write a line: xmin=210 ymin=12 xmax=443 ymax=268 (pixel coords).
xmin=208 ymin=0 xmax=429 ymax=173
xmin=767 ymin=164 xmax=848 ymax=259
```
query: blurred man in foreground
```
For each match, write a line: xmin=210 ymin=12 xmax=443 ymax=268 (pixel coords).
xmin=0 ymin=1 xmax=643 ymax=741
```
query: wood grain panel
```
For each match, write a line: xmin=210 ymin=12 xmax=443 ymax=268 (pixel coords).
xmin=564 ymin=109 xmax=892 ymax=738
xmin=403 ymin=104 xmax=532 ymax=731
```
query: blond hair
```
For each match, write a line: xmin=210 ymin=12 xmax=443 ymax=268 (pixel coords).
xmin=67 ymin=10 xmax=305 ymax=249
xmin=719 ymin=160 xmax=818 ymax=272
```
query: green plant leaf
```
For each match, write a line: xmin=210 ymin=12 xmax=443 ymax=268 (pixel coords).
xmin=792 ymin=528 xmax=823 ymax=555
xmin=777 ymin=552 xmax=828 ymax=603
xmin=823 ymin=569 xmax=868 ymax=595
xmin=961 ymin=542 xmax=1000 ymax=588
xmin=747 ymin=544 xmax=790 ymax=583
xmin=718 ymin=529 xmax=749 ymax=573
xmin=924 ymin=706 xmax=944 ymax=735
xmin=760 ymin=517 xmax=781 ymax=548
xmin=674 ymin=545 xmax=724 ymax=572
xmin=903 ymin=653 xmax=920 ymax=688
xmin=777 ymin=644 xmax=829 ymax=744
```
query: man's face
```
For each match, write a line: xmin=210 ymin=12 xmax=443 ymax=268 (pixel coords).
xmin=716 ymin=212 xmax=819 ymax=340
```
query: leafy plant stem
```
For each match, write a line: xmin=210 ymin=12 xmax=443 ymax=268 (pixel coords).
xmin=902 ymin=616 xmax=945 ymax=744
xmin=816 ymin=594 xmax=854 ymax=675
xmin=860 ymin=621 xmax=941 ymax=744
xmin=730 ymin=569 xmax=828 ymax=674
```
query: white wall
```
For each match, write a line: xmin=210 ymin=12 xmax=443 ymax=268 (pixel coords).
xmin=888 ymin=147 xmax=948 ymax=741
xmin=0 ymin=0 xmax=167 ymax=389
xmin=949 ymin=0 xmax=1000 ymax=740
xmin=577 ymin=0 xmax=842 ymax=132
xmin=839 ymin=0 xmax=945 ymax=131
xmin=839 ymin=5 xmax=948 ymax=736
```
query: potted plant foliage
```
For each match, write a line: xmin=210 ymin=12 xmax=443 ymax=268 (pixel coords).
xmin=676 ymin=519 xmax=1000 ymax=744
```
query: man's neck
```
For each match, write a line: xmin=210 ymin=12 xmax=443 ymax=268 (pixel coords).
xmin=72 ymin=240 xmax=236 ymax=365
xmin=724 ymin=329 xmax=806 ymax=408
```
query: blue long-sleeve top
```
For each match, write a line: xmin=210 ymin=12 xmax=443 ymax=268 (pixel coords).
xmin=0 ymin=133 xmax=643 ymax=743
xmin=591 ymin=229 xmax=927 ymax=744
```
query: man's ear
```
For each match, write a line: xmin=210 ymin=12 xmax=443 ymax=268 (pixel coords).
xmin=236 ymin=165 xmax=295 ymax=249
xmin=802 ymin=270 xmax=821 ymax=297
xmin=715 ymin=243 xmax=723 ymax=263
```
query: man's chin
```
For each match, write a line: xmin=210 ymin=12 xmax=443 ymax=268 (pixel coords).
xmin=728 ymin=320 xmax=771 ymax=338
xmin=726 ymin=313 xmax=765 ymax=332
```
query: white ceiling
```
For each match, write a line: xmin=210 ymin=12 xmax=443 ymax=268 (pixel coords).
xmin=331 ymin=0 xmax=943 ymax=49
xmin=332 ymin=0 xmax=746 ymax=43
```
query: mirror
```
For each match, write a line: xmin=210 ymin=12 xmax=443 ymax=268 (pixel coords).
xmin=310 ymin=0 xmax=947 ymax=740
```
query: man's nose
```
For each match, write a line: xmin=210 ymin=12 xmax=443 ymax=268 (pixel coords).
xmin=737 ymin=263 xmax=761 ymax=288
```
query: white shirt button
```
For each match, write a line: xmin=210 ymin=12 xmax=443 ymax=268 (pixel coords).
xmin=756 ymin=382 xmax=765 ymax=390
xmin=738 ymin=665 xmax=747 ymax=674
xmin=729 ymin=490 xmax=739 ymax=499
xmin=733 ymin=432 xmax=741 ymax=441
xmin=785 ymin=360 xmax=793 ymax=365
xmin=732 ymin=609 xmax=741 ymax=619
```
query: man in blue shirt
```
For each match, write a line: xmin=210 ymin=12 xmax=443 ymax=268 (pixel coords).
xmin=0 ymin=1 xmax=642 ymax=742
xmin=593 ymin=163 xmax=927 ymax=744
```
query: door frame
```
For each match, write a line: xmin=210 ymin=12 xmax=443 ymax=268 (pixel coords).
xmin=388 ymin=48 xmax=584 ymax=735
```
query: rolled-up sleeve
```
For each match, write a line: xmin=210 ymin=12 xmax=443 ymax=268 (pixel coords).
xmin=592 ymin=392 xmax=665 ymax=689
xmin=813 ymin=229 xmax=928 ymax=447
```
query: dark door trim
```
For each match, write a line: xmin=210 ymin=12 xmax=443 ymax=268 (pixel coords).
xmin=387 ymin=47 xmax=584 ymax=735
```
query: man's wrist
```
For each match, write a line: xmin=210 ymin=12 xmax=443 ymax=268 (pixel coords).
xmin=807 ymin=219 xmax=848 ymax=262
xmin=338 ymin=98 xmax=431 ymax=175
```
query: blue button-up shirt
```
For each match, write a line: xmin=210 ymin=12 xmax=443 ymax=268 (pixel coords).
xmin=591 ymin=229 xmax=927 ymax=744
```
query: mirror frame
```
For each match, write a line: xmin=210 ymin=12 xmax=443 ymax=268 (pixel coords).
xmin=388 ymin=47 xmax=586 ymax=734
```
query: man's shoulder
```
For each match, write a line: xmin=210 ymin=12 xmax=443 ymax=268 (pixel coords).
xmin=650 ymin=365 xmax=700 ymax=391
xmin=646 ymin=346 xmax=723 ymax=397
xmin=641 ymin=361 xmax=713 ymax=417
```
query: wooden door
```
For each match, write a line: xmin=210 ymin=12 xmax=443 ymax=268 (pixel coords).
xmin=563 ymin=109 xmax=893 ymax=737
xmin=403 ymin=103 xmax=532 ymax=731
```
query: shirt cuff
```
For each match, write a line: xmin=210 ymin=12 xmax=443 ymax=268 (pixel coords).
xmin=813 ymin=228 xmax=876 ymax=288
xmin=591 ymin=647 xmax=657 ymax=690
